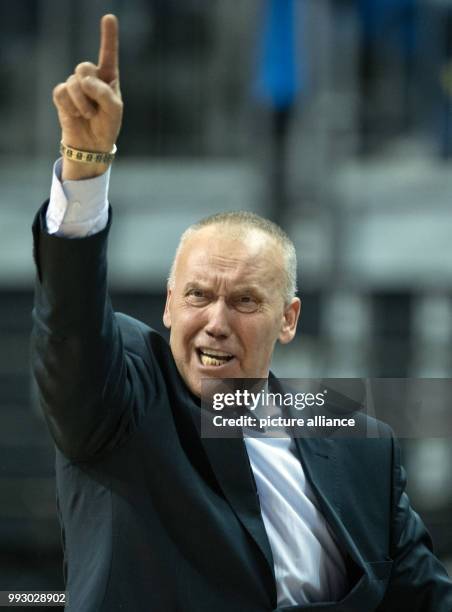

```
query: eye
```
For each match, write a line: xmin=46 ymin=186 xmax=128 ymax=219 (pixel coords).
xmin=234 ymin=295 xmax=259 ymax=313
xmin=186 ymin=288 xmax=210 ymax=306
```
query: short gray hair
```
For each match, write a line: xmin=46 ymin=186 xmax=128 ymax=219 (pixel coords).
xmin=168 ymin=211 xmax=298 ymax=304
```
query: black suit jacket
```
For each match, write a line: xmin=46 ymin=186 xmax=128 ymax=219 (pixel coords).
xmin=31 ymin=204 xmax=452 ymax=611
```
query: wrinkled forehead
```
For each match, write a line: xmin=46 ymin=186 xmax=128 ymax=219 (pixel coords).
xmin=175 ymin=225 xmax=284 ymax=286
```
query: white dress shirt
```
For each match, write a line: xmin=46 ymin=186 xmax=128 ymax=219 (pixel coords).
xmin=244 ymin=436 xmax=347 ymax=606
xmin=45 ymin=160 xmax=348 ymax=607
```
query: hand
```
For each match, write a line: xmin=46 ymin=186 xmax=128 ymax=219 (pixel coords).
xmin=52 ymin=14 xmax=123 ymax=180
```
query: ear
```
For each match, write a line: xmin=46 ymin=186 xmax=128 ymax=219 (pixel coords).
xmin=163 ymin=287 xmax=172 ymax=329
xmin=278 ymin=298 xmax=301 ymax=344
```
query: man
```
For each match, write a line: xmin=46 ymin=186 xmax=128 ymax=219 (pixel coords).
xmin=31 ymin=14 xmax=452 ymax=612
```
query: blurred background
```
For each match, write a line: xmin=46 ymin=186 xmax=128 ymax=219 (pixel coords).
xmin=1 ymin=0 xmax=452 ymax=601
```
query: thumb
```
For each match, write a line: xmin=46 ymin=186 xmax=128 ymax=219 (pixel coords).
xmin=80 ymin=76 xmax=122 ymax=114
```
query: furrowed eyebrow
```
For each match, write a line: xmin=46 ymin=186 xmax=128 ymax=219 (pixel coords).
xmin=230 ymin=286 xmax=265 ymax=300
xmin=183 ymin=281 xmax=266 ymax=300
xmin=183 ymin=282 xmax=214 ymax=297
xmin=183 ymin=281 xmax=209 ymax=292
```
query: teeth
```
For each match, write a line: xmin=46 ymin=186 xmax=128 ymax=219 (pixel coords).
xmin=201 ymin=354 xmax=226 ymax=367
xmin=198 ymin=348 xmax=234 ymax=367
xmin=200 ymin=348 xmax=232 ymax=358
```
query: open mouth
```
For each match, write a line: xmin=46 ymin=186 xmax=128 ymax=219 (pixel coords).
xmin=197 ymin=348 xmax=234 ymax=367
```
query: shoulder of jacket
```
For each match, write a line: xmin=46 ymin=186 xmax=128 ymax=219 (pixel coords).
xmin=114 ymin=312 xmax=172 ymax=363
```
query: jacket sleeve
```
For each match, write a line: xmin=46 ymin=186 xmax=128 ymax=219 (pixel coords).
xmin=30 ymin=202 xmax=156 ymax=462
xmin=376 ymin=435 xmax=452 ymax=611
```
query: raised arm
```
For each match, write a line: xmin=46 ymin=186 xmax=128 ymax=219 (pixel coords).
xmin=52 ymin=14 xmax=123 ymax=181
xmin=32 ymin=15 xmax=155 ymax=462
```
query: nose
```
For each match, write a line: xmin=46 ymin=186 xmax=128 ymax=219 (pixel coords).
xmin=204 ymin=298 xmax=231 ymax=340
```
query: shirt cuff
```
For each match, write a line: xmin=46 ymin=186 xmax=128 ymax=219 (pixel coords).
xmin=46 ymin=158 xmax=110 ymax=237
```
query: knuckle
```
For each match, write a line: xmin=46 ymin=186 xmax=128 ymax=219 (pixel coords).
xmin=52 ymin=83 xmax=66 ymax=102
xmin=52 ymin=83 xmax=63 ymax=96
xmin=75 ymin=61 xmax=96 ymax=76
xmin=66 ymin=74 xmax=77 ymax=88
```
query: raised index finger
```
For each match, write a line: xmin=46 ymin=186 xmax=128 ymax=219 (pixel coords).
xmin=98 ymin=14 xmax=119 ymax=83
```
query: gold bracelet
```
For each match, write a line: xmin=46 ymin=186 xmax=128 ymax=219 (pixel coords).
xmin=60 ymin=141 xmax=117 ymax=164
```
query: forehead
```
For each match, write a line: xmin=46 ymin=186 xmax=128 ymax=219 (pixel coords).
xmin=175 ymin=225 xmax=284 ymax=286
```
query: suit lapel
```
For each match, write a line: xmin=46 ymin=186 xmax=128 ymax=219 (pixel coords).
xmin=293 ymin=434 xmax=367 ymax=569
xmin=200 ymin=436 xmax=276 ymax=575
xmin=185 ymin=394 xmax=276 ymax=588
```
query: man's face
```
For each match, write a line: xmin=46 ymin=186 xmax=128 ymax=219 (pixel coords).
xmin=163 ymin=225 xmax=301 ymax=397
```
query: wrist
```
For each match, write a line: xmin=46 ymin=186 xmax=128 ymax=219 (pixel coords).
xmin=61 ymin=158 xmax=110 ymax=181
